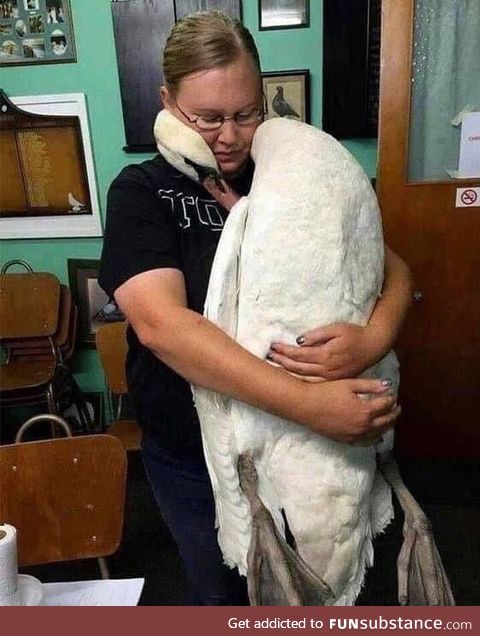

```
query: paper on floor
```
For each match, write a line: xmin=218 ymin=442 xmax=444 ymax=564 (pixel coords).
xmin=41 ymin=578 xmax=144 ymax=606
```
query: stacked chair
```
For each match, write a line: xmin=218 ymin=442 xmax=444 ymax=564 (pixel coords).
xmin=0 ymin=260 xmax=93 ymax=436
xmin=96 ymin=321 xmax=142 ymax=451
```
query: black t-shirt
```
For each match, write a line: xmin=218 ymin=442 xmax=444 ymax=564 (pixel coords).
xmin=99 ymin=154 xmax=254 ymax=457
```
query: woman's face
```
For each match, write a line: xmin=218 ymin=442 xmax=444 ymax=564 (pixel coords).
xmin=162 ymin=52 xmax=262 ymax=179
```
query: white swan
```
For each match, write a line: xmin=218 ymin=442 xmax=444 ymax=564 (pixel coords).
xmin=154 ymin=111 xmax=399 ymax=605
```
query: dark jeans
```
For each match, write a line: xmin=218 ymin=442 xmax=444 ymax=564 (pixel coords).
xmin=141 ymin=431 xmax=249 ymax=606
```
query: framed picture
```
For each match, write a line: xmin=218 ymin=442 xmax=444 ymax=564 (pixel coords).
xmin=1 ymin=92 xmax=102 ymax=239
xmin=0 ymin=0 xmax=76 ymax=66
xmin=68 ymin=259 xmax=125 ymax=348
xmin=323 ymin=0 xmax=381 ymax=138
xmin=259 ymin=0 xmax=309 ymax=31
xmin=175 ymin=0 xmax=242 ymax=21
xmin=111 ymin=0 xmax=242 ymax=151
xmin=262 ymin=69 xmax=310 ymax=124
xmin=63 ymin=391 xmax=105 ymax=434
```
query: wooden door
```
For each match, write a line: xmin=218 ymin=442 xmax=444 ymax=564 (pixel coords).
xmin=377 ymin=0 xmax=480 ymax=458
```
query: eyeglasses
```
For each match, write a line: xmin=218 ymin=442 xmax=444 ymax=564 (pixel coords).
xmin=174 ymin=97 xmax=267 ymax=131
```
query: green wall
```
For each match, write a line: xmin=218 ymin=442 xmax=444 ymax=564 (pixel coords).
xmin=0 ymin=0 xmax=377 ymax=394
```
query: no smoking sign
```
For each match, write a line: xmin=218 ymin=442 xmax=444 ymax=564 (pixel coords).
xmin=456 ymin=186 xmax=480 ymax=208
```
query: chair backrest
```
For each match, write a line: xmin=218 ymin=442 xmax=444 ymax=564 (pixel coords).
xmin=5 ymin=286 xmax=76 ymax=361
xmin=96 ymin=322 xmax=129 ymax=395
xmin=0 ymin=435 xmax=127 ymax=566
xmin=0 ymin=272 xmax=61 ymax=339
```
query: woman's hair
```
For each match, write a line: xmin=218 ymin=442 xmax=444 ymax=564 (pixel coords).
xmin=163 ymin=11 xmax=261 ymax=94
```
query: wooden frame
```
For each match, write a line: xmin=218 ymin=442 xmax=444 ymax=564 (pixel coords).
xmin=259 ymin=0 xmax=309 ymax=31
xmin=262 ymin=69 xmax=310 ymax=124
xmin=68 ymin=259 xmax=124 ymax=349
xmin=0 ymin=0 xmax=76 ymax=66
xmin=0 ymin=92 xmax=102 ymax=239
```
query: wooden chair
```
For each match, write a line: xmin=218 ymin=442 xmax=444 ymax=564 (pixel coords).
xmin=0 ymin=263 xmax=92 ymax=434
xmin=1 ymin=271 xmax=61 ymax=409
xmin=6 ymin=285 xmax=77 ymax=363
xmin=0 ymin=417 xmax=127 ymax=569
xmin=96 ymin=322 xmax=142 ymax=451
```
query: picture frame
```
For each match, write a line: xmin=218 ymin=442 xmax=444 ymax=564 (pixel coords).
xmin=174 ymin=0 xmax=242 ymax=21
xmin=0 ymin=0 xmax=76 ymax=66
xmin=262 ymin=69 xmax=310 ymax=124
xmin=111 ymin=0 xmax=242 ymax=152
xmin=67 ymin=259 xmax=125 ymax=349
xmin=322 ymin=0 xmax=381 ymax=138
xmin=259 ymin=0 xmax=309 ymax=31
xmin=1 ymin=92 xmax=102 ymax=239
xmin=63 ymin=391 xmax=105 ymax=434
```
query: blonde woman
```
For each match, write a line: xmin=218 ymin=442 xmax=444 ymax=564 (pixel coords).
xmin=99 ymin=11 xmax=411 ymax=605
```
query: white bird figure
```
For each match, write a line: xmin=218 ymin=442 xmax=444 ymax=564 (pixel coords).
xmin=154 ymin=110 xmax=455 ymax=607
xmin=68 ymin=192 xmax=85 ymax=212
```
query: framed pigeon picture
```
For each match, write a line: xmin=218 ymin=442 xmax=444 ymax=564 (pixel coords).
xmin=67 ymin=258 xmax=125 ymax=348
xmin=262 ymin=69 xmax=310 ymax=124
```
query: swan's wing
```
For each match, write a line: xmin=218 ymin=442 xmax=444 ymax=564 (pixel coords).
xmin=203 ymin=196 xmax=249 ymax=335
xmin=192 ymin=197 xmax=253 ymax=570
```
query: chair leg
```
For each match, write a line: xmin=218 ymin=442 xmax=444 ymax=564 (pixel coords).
xmin=98 ymin=557 xmax=110 ymax=579
xmin=116 ymin=394 xmax=123 ymax=420
xmin=65 ymin=371 xmax=95 ymax=434
xmin=46 ymin=385 xmax=57 ymax=438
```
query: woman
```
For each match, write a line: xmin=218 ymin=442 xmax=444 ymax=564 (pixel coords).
xmin=99 ymin=11 xmax=412 ymax=605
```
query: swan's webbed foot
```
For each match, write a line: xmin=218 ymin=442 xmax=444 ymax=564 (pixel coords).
xmin=378 ymin=453 xmax=455 ymax=606
xmin=238 ymin=453 xmax=334 ymax=606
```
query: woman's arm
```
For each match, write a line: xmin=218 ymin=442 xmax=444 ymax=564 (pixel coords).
xmin=267 ymin=246 xmax=413 ymax=380
xmin=364 ymin=245 xmax=414 ymax=352
xmin=115 ymin=268 xmax=399 ymax=445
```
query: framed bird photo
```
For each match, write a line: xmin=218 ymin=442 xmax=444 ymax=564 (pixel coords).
xmin=0 ymin=91 xmax=102 ymax=239
xmin=262 ymin=69 xmax=310 ymax=124
xmin=67 ymin=258 xmax=125 ymax=348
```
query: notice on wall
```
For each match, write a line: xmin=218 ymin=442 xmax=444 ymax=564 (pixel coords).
xmin=455 ymin=186 xmax=480 ymax=208
xmin=458 ymin=111 xmax=480 ymax=178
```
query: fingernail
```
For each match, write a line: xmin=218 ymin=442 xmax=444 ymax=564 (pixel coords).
xmin=381 ymin=378 xmax=393 ymax=387
xmin=296 ymin=336 xmax=305 ymax=345
xmin=266 ymin=353 xmax=273 ymax=361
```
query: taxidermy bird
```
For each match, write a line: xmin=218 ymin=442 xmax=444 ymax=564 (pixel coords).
xmin=153 ymin=110 xmax=455 ymax=606
xmin=272 ymin=85 xmax=300 ymax=118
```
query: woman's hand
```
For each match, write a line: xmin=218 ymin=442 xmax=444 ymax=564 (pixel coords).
xmin=268 ymin=246 xmax=413 ymax=380
xmin=299 ymin=377 xmax=399 ymax=445
xmin=268 ymin=322 xmax=384 ymax=381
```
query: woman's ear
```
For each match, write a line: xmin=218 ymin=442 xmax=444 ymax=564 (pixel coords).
xmin=160 ymin=86 xmax=174 ymax=112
